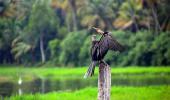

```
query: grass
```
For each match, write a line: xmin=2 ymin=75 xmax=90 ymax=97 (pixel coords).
xmin=1 ymin=66 xmax=170 ymax=76
xmin=0 ymin=66 xmax=170 ymax=82
xmin=7 ymin=85 xmax=170 ymax=100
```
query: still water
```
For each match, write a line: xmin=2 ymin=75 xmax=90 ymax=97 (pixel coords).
xmin=0 ymin=73 xmax=170 ymax=98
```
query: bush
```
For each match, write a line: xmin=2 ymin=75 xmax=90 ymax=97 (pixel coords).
xmin=48 ymin=39 xmax=61 ymax=65
xmin=121 ymin=31 xmax=170 ymax=66
xmin=150 ymin=32 xmax=170 ymax=65
xmin=79 ymin=36 xmax=91 ymax=65
xmin=48 ymin=30 xmax=170 ymax=66
xmin=59 ymin=30 xmax=88 ymax=66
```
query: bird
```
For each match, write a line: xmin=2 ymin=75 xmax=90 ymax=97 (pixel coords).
xmin=18 ymin=76 xmax=22 ymax=85
xmin=84 ymin=27 xmax=125 ymax=78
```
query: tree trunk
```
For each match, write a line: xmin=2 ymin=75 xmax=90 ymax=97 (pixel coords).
xmin=98 ymin=62 xmax=111 ymax=100
xmin=66 ymin=13 xmax=71 ymax=32
xmin=68 ymin=0 xmax=78 ymax=31
xmin=40 ymin=34 xmax=46 ymax=64
xmin=31 ymin=48 xmax=35 ymax=64
xmin=128 ymin=0 xmax=139 ymax=32
xmin=151 ymin=5 xmax=161 ymax=34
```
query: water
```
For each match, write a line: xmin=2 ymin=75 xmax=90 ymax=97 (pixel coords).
xmin=0 ymin=73 xmax=170 ymax=98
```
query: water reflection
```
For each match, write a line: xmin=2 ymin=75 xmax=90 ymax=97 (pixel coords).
xmin=18 ymin=77 xmax=22 ymax=95
xmin=0 ymin=82 xmax=13 ymax=99
xmin=0 ymin=73 xmax=170 ymax=97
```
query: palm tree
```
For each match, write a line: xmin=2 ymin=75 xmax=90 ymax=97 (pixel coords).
xmin=113 ymin=0 xmax=151 ymax=32
xmin=77 ymin=0 xmax=116 ymax=30
xmin=51 ymin=0 xmax=79 ymax=31
xmin=11 ymin=37 xmax=31 ymax=60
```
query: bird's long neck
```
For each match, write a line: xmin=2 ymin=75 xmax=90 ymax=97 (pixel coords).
xmin=98 ymin=32 xmax=109 ymax=42
xmin=92 ymin=40 xmax=98 ymax=45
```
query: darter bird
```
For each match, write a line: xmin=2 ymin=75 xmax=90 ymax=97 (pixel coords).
xmin=84 ymin=27 xmax=125 ymax=78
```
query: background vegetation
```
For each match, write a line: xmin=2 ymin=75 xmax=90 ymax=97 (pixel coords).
xmin=0 ymin=0 xmax=169 ymax=66
xmin=0 ymin=0 xmax=170 ymax=100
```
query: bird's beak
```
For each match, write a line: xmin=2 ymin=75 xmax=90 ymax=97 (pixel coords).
xmin=92 ymin=27 xmax=104 ymax=35
xmin=92 ymin=27 xmax=99 ymax=31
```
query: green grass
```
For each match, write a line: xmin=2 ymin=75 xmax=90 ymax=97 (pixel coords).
xmin=0 ymin=66 xmax=170 ymax=82
xmin=0 ymin=66 xmax=170 ymax=76
xmin=7 ymin=85 xmax=170 ymax=100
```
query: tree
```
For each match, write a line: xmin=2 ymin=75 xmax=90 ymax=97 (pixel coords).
xmin=51 ymin=0 xmax=79 ymax=32
xmin=0 ymin=17 xmax=15 ymax=63
xmin=77 ymin=0 xmax=116 ymax=30
xmin=113 ymin=0 xmax=148 ymax=32
xmin=23 ymin=0 xmax=58 ymax=64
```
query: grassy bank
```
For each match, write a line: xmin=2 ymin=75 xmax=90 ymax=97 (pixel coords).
xmin=0 ymin=66 xmax=170 ymax=82
xmin=0 ymin=67 xmax=170 ymax=100
xmin=7 ymin=85 xmax=170 ymax=100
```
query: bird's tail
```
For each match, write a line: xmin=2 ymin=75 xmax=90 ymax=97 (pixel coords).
xmin=84 ymin=61 xmax=97 ymax=78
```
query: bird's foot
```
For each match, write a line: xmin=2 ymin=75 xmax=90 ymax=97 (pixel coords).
xmin=100 ymin=60 xmax=108 ymax=66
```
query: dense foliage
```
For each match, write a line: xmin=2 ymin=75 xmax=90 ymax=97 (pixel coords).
xmin=0 ymin=0 xmax=169 ymax=66
xmin=48 ymin=30 xmax=170 ymax=66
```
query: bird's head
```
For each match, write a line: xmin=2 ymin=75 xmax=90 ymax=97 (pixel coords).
xmin=92 ymin=27 xmax=104 ymax=35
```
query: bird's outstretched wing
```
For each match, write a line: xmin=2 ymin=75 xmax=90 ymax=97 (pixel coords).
xmin=98 ymin=34 xmax=125 ymax=52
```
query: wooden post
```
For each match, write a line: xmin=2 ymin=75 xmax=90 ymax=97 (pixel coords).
xmin=98 ymin=62 xmax=111 ymax=100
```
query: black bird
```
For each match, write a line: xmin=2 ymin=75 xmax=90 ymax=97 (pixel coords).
xmin=84 ymin=28 xmax=124 ymax=78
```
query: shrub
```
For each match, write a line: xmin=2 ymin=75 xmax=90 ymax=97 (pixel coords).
xmin=59 ymin=30 xmax=88 ymax=66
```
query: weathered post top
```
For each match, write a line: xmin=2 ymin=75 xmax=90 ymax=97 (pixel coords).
xmin=98 ymin=61 xmax=111 ymax=100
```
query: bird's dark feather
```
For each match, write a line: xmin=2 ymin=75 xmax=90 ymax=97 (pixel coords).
xmin=98 ymin=34 xmax=124 ymax=52
xmin=90 ymin=33 xmax=124 ymax=62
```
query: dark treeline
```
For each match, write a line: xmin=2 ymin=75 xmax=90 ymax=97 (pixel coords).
xmin=0 ymin=0 xmax=169 ymax=66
